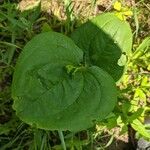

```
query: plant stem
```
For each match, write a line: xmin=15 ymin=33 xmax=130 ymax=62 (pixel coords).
xmin=128 ymin=124 xmax=137 ymax=149
xmin=58 ymin=130 xmax=67 ymax=150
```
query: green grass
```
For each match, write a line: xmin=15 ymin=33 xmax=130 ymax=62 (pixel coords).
xmin=0 ymin=0 xmax=150 ymax=149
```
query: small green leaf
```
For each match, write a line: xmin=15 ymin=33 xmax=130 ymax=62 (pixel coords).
xmin=131 ymin=119 xmax=150 ymax=139
xmin=128 ymin=108 xmax=144 ymax=122
xmin=132 ymin=36 xmax=150 ymax=60
xmin=117 ymin=53 xmax=127 ymax=66
xmin=120 ymin=125 xmax=128 ymax=135
xmin=41 ymin=22 xmax=52 ymax=32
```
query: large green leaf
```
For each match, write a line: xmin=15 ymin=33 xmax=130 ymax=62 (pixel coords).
xmin=12 ymin=32 xmax=117 ymax=131
xmin=71 ymin=13 xmax=132 ymax=81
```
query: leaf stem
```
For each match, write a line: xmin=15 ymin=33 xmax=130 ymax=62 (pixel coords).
xmin=58 ymin=130 xmax=67 ymax=150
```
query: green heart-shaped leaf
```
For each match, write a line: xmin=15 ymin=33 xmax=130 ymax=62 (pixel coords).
xmin=12 ymin=32 xmax=117 ymax=131
xmin=71 ymin=13 xmax=132 ymax=81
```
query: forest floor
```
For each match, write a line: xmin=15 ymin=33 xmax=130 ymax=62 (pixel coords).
xmin=0 ymin=0 xmax=150 ymax=150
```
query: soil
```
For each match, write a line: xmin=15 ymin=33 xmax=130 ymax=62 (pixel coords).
xmin=18 ymin=0 xmax=135 ymax=21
